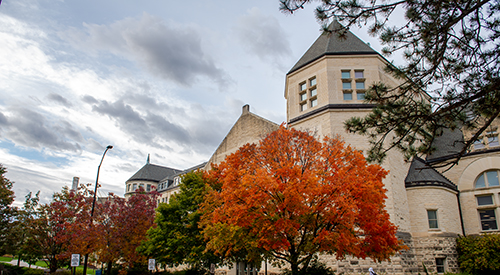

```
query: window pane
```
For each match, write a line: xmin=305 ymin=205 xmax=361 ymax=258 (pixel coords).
xmin=427 ymin=210 xmax=438 ymax=229
xmin=357 ymin=92 xmax=365 ymax=100
xmin=343 ymin=92 xmax=352 ymax=100
xmin=477 ymin=195 xmax=494 ymax=206
xmin=343 ymin=82 xmax=352 ymax=89
xmin=147 ymin=184 xmax=151 ymax=192
xmin=479 ymin=209 xmax=498 ymax=230
xmin=300 ymin=83 xmax=306 ymax=91
xmin=476 ymin=174 xmax=486 ymax=188
xmin=487 ymin=171 xmax=499 ymax=186
xmin=488 ymin=135 xmax=499 ymax=147
xmin=436 ymin=258 xmax=445 ymax=273
xmin=310 ymin=78 xmax=316 ymax=86
xmin=474 ymin=139 xmax=485 ymax=149
xmin=341 ymin=71 xmax=350 ymax=79
xmin=300 ymin=103 xmax=307 ymax=111
xmin=311 ymin=99 xmax=317 ymax=107
xmin=300 ymin=93 xmax=307 ymax=101
xmin=310 ymin=88 xmax=317 ymax=97
xmin=355 ymin=71 xmax=364 ymax=78
xmin=356 ymin=81 xmax=365 ymax=89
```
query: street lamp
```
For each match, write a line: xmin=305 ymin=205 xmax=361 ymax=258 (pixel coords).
xmin=82 ymin=145 xmax=113 ymax=275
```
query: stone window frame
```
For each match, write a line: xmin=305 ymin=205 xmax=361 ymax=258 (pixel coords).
xmin=298 ymin=76 xmax=318 ymax=112
xmin=427 ymin=209 xmax=439 ymax=229
xmin=341 ymin=69 xmax=365 ymax=101
xmin=472 ymin=127 xmax=499 ymax=150
xmin=478 ymin=208 xmax=498 ymax=231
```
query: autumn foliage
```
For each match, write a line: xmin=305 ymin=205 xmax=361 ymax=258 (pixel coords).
xmin=202 ymin=125 xmax=402 ymax=274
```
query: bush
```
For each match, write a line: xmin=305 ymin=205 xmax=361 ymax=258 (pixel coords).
xmin=457 ymin=234 xmax=500 ymax=275
xmin=24 ymin=269 xmax=44 ymax=275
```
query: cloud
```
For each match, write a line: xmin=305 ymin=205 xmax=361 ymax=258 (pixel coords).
xmin=0 ymin=107 xmax=82 ymax=152
xmin=47 ymin=93 xmax=72 ymax=106
xmin=64 ymin=13 xmax=230 ymax=88
xmin=234 ymin=8 xmax=293 ymax=69
xmin=89 ymin=98 xmax=191 ymax=148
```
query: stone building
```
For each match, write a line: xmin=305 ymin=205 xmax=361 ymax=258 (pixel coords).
xmin=125 ymin=22 xmax=500 ymax=274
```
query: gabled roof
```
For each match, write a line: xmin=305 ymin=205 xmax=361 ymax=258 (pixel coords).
xmin=127 ymin=163 xmax=182 ymax=183
xmin=405 ymin=157 xmax=457 ymax=191
xmin=288 ymin=20 xmax=378 ymax=74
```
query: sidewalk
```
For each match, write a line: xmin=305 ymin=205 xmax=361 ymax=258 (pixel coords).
xmin=2 ymin=259 xmax=45 ymax=269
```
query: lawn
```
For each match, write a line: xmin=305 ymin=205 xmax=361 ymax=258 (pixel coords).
xmin=0 ymin=256 xmax=13 ymax=262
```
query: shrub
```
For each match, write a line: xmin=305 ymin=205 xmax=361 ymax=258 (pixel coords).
xmin=24 ymin=269 xmax=44 ymax=275
xmin=457 ymin=234 xmax=500 ymax=275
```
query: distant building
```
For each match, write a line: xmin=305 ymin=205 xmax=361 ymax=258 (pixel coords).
xmin=125 ymin=21 xmax=500 ymax=275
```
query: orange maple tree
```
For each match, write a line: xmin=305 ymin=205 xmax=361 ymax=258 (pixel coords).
xmin=202 ymin=125 xmax=403 ymax=274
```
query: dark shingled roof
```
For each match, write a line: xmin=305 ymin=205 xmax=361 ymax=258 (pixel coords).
xmin=426 ymin=128 xmax=466 ymax=162
xmin=288 ymin=20 xmax=378 ymax=74
xmin=127 ymin=163 xmax=182 ymax=183
xmin=160 ymin=162 xmax=208 ymax=182
xmin=405 ymin=157 xmax=457 ymax=191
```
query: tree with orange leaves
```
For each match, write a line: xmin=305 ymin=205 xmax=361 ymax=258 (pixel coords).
xmin=202 ymin=125 xmax=403 ymax=275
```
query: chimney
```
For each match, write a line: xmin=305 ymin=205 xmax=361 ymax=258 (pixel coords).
xmin=242 ymin=104 xmax=250 ymax=115
xmin=72 ymin=177 xmax=79 ymax=190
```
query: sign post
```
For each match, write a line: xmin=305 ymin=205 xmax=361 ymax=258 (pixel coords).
xmin=148 ymin=259 xmax=155 ymax=274
xmin=71 ymin=254 xmax=80 ymax=275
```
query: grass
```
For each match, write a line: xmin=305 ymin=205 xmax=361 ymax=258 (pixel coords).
xmin=0 ymin=256 xmax=13 ymax=262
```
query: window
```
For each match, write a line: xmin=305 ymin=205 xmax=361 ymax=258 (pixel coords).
xmin=300 ymin=82 xmax=306 ymax=91
xmin=311 ymin=98 xmax=317 ymax=107
xmin=357 ymin=92 xmax=365 ymax=100
xmin=133 ymin=183 xmax=137 ymax=191
xmin=342 ymin=82 xmax=352 ymax=89
xmin=343 ymin=92 xmax=352 ymax=100
xmin=479 ymin=209 xmax=498 ymax=230
xmin=355 ymin=70 xmax=364 ymax=78
xmin=436 ymin=258 xmax=445 ymax=273
xmin=147 ymin=184 xmax=151 ymax=192
xmin=427 ymin=210 xmax=438 ymax=229
xmin=298 ymin=76 xmax=318 ymax=111
xmin=356 ymin=81 xmax=365 ymax=89
xmin=474 ymin=139 xmax=485 ymax=149
xmin=487 ymin=130 xmax=499 ymax=147
xmin=475 ymin=170 xmax=500 ymax=188
xmin=341 ymin=71 xmax=351 ymax=79
xmin=477 ymin=195 xmax=494 ymax=206
xmin=127 ymin=184 xmax=130 ymax=192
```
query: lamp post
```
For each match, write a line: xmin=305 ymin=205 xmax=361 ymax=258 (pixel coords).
xmin=82 ymin=145 xmax=113 ymax=275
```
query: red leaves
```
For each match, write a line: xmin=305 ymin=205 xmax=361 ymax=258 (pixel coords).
xmin=202 ymin=125 xmax=403 ymax=268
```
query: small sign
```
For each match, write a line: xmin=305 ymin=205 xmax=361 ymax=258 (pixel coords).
xmin=71 ymin=254 xmax=80 ymax=267
xmin=148 ymin=259 xmax=155 ymax=271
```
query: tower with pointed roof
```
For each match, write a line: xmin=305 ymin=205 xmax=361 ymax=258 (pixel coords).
xmin=285 ymin=21 xmax=413 ymax=233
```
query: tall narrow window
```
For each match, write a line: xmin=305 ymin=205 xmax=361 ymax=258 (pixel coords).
xmin=300 ymin=93 xmax=307 ymax=101
xmin=300 ymin=103 xmax=307 ymax=111
xmin=310 ymin=98 xmax=317 ymax=107
xmin=435 ymin=258 xmax=445 ymax=273
xmin=310 ymin=88 xmax=317 ymax=97
xmin=427 ymin=210 xmax=438 ymax=229
xmin=309 ymin=77 xmax=316 ymax=86
xmin=300 ymin=82 xmax=306 ymax=92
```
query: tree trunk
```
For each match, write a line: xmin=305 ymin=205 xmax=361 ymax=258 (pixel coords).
xmin=106 ymin=261 xmax=112 ymax=275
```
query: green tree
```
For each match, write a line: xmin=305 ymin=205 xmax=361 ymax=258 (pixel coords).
xmin=280 ymin=0 xmax=500 ymax=167
xmin=0 ymin=164 xmax=16 ymax=255
xmin=139 ymin=171 xmax=223 ymax=273
xmin=457 ymin=234 xmax=500 ymax=275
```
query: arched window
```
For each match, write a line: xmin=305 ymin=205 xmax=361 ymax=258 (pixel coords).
xmin=475 ymin=170 xmax=500 ymax=188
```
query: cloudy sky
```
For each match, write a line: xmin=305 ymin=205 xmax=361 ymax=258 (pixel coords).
xmin=0 ymin=0 xmax=383 ymax=206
